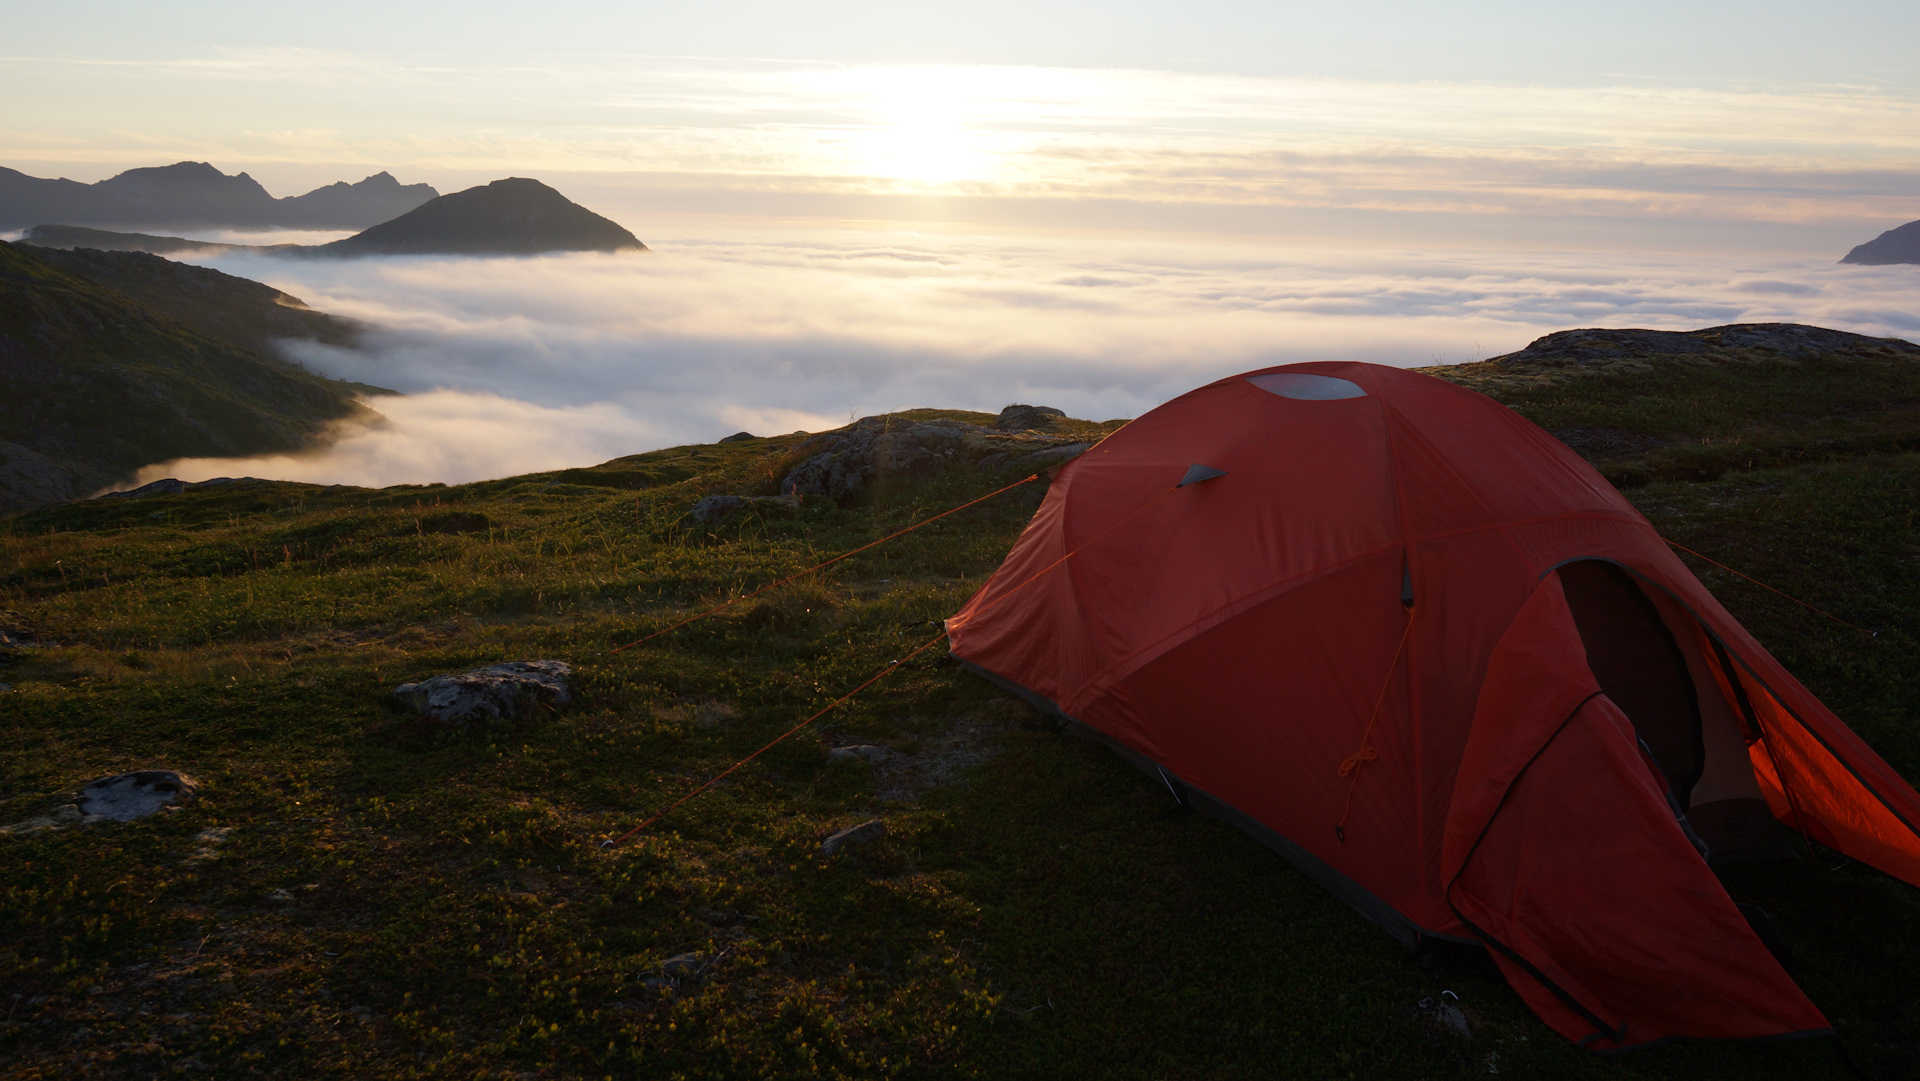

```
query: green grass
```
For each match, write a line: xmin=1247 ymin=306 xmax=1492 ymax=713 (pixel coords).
xmin=1429 ymin=339 xmax=1920 ymax=486
xmin=1 ymin=402 xmax=1916 ymax=1078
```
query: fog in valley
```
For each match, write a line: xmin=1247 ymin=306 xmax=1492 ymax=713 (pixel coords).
xmin=121 ymin=232 xmax=1920 ymax=488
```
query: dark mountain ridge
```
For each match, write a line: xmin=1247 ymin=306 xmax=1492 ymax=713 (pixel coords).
xmin=20 ymin=179 xmax=646 ymax=259
xmin=1841 ymin=218 xmax=1920 ymax=265
xmin=26 ymin=246 xmax=366 ymax=359
xmin=16 ymin=225 xmax=258 ymax=257
xmin=0 ymin=161 xmax=437 ymax=231
xmin=0 ymin=241 xmax=378 ymax=512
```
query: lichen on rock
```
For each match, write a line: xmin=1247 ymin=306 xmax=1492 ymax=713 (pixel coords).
xmin=773 ymin=407 xmax=1094 ymax=507
xmin=394 ymin=660 xmax=572 ymax=730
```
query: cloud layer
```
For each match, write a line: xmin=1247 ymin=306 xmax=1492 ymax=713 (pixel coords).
xmin=124 ymin=233 xmax=1920 ymax=489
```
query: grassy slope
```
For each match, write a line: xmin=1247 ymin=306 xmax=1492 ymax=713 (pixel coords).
xmin=0 ymin=241 xmax=373 ymax=506
xmin=0 ymin=383 xmax=1916 ymax=1079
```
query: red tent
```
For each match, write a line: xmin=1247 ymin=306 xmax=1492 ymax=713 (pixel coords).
xmin=946 ymin=361 xmax=1920 ymax=1049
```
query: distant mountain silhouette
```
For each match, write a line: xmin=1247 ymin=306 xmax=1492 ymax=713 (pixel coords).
xmin=276 ymin=172 xmax=439 ymax=228
xmin=314 ymin=178 xmax=646 ymax=255
xmin=0 ymin=161 xmax=437 ymax=231
xmin=1840 ymin=219 xmax=1920 ymax=265
xmin=22 ymin=178 xmax=647 ymax=259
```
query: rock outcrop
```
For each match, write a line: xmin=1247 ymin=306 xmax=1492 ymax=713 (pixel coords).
xmin=394 ymin=660 xmax=572 ymax=730
xmin=1436 ymin=323 xmax=1920 ymax=393
xmin=1481 ymin=324 xmax=1919 ymax=368
xmin=0 ymin=769 xmax=198 ymax=834
xmin=776 ymin=405 xmax=1095 ymax=506
xmin=78 ymin=770 xmax=199 ymax=821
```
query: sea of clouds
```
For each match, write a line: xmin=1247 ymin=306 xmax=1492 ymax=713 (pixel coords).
xmin=129 ymin=231 xmax=1920 ymax=489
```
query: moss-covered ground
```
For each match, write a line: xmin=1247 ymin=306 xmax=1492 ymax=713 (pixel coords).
xmin=1 ymin=390 xmax=1916 ymax=1079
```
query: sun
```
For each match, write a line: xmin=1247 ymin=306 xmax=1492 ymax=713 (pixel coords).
xmin=857 ymin=67 xmax=982 ymax=187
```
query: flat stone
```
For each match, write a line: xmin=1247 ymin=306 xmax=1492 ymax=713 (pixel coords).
xmin=829 ymin=745 xmax=891 ymax=764
xmin=821 ymin=818 xmax=886 ymax=857
xmin=77 ymin=770 xmax=198 ymax=822
xmin=394 ymin=660 xmax=571 ymax=729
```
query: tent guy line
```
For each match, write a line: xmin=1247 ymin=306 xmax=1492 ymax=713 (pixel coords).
xmin=1662 ymin=537 xmax=1877 ymax=638
xmin=604 ymin=472 xmax=1041 ymax=656
xmin=599 ymin=468 xmax=1190 ymax=848
xmin=594 ymin=449 xmax=1866 ymax=861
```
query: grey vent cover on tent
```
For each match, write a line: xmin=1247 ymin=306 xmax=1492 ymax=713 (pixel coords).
xmin=1247 ymin=372 xmax=1367 ymax=400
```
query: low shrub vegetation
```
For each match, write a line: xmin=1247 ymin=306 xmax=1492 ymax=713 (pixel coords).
xmin=1 ymin=390 xmax=1915 ymax=1079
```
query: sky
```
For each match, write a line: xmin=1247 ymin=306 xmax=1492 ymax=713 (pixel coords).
xmin=6 ymin=2 xmax=1919 ymax=487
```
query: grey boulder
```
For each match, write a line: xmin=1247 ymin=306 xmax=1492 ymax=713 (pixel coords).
xmin=993 ymin=404 xmax=1066 ymax=431
xmin=79 ymin=770 xmax=199 ymax=821
xmin=778 ymin=410 xmax=1091 ymax=506
xmin=394 ymin=660 xmax=572 ymax=728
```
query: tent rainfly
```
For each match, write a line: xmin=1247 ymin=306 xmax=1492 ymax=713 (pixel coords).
xmin=947 ymin=362 xmax=1920 ymax=1050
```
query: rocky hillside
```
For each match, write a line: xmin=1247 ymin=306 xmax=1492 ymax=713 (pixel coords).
xmin=0 ymin=242 xmax=376 ymax=512
xmin=1841 ymin=218 xmax=1920 ymax=265
xmin=1424 ymin=322 xmax=1920 ymax=487
xmin=0 ymin=161 xmax=437 ymax=231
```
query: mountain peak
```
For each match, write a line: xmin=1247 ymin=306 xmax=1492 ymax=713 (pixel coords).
xmin=318 ymin=177 xmax=645 ymax=256
xmin=0 ymin=161 xmax=439 ymax=230
xmin=1840 ymin=219 xmax=1920 ymax=266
